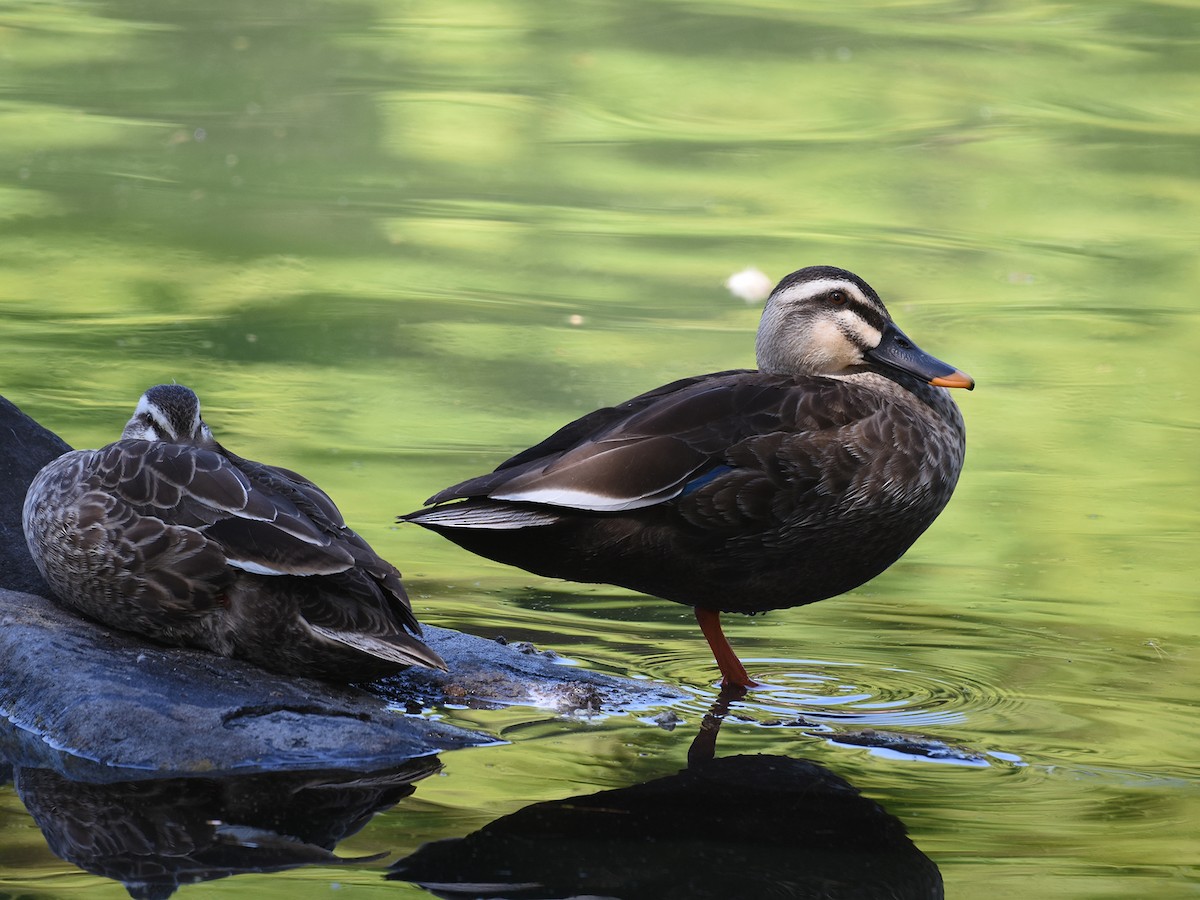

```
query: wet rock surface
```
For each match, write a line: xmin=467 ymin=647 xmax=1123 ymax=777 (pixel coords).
xmin=379 ymin=626 xmax=678 ymax=716
xmin=0 ymin=395 xmax=683 ymax=780
xmin=0 ymin=588 xmax=491 ymax=781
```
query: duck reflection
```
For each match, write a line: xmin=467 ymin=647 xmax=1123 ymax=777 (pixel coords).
xmin=389 ymin=690 xmax=943 ymax=899
xmin=14 ymin=757 xmax=440 ymax=900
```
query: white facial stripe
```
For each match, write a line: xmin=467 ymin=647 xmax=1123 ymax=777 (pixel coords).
xmin=776 ymin=277 xmax=871 ymax=306
xmin=132 ymin=394 xmax=153 ymax=420
xmin=121 ymin=394 xmax=161 ymax=440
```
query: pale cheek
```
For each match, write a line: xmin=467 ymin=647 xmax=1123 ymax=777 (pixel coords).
xmin=807 ymin=320 xmax=864 ymax=371
xmin=836 ymin=344 xmax=866 ymax=368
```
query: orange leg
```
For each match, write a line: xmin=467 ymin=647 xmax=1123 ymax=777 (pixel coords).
xmin=694 ymin=607 xmax=757 ymax=689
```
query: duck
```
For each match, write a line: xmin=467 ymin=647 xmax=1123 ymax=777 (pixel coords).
xmin=22 ymin=383 xmax=446 ymax=682
xmin=402 ymin=266 xmax=973 ymax=689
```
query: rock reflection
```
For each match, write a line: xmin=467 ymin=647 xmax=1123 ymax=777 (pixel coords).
xmin=14 ymin=757 xmax=440 ymax=899
xmin=390 ymin=689 xmax=943 ymax=899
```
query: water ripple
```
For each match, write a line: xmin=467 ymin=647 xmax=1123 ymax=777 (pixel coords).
xmin=655 ymin=654 xmax=1022 ymax=735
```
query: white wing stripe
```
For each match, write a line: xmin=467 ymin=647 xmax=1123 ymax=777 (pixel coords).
xmin=490 ymin=485 xmax=681 ymax=512
xmin=225 ymin=558 xmax=299 ymax=576
xmin=412 ymin=504 xmax=561 ymax=530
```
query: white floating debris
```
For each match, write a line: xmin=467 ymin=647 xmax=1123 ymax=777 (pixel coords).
xmin=724 ymin=267 xmax=773 ymax=304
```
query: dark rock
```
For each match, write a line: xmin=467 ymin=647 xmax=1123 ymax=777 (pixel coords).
xmin=0 ymin=396 xmax=70 ymax=596
xmin=0 ymin=588 xmax=491 ymax=781
xmin=827 ymin=728 xmax=987 ymax=764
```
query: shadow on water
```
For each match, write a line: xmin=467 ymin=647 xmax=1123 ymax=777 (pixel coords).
xmin=10 ymin=757 xmax=440 ymax=900
xmin=389 ymin=688 xmax=944 ymax=900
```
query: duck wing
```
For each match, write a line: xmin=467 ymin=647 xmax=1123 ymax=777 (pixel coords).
xmin=416 ymin=371 xmax=888 ymax=517
xmin=96 ymin=440 xmax=356 ymax=578
xmin=420 ymin=372 xmax=742 ymax=507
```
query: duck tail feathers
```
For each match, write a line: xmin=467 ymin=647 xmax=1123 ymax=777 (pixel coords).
xmin=308 ymin=624 xmax=448 ymax=672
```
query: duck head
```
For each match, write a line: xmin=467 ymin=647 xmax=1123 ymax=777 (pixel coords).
xmin=121 ymin=384 xmax=218 ymax=446
xmin=755 ymin=266 xmax=974 ymax=390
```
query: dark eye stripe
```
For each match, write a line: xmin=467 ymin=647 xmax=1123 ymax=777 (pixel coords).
xmin=845 ymin=295 xmax=888 ymax=332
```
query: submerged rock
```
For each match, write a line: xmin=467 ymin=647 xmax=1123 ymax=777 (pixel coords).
xmin=0 ymin=394 xmax=683 ymax=781
xmin=380 ymin=626 xmax=680 ymax=716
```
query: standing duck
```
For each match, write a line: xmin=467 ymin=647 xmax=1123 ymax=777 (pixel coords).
xmin=403 ymin=266 xmax=973 ymax=689
xmin=23 ymin=384 xmax=445 ymax=682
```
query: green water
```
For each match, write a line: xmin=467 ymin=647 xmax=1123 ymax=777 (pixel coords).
xmin=2 ymin=0 xmax=1198 ymax=897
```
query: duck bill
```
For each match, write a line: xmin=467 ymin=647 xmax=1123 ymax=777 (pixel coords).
xmin=867 ymin=323 xmax=975 ymax=391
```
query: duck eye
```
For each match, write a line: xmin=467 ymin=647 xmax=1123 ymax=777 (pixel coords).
xmin=828 ymin=289 xmax=848 ymax=306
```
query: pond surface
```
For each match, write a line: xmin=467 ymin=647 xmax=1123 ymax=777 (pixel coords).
xmin=2 ymin=0 xmax=1199 ymax=897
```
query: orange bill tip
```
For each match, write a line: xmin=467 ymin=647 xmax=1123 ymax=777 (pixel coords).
xmin=930 ymin=369 xmax=975 ymax=390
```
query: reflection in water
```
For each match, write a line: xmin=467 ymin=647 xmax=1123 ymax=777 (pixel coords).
xmin=14 ymin=758 xmax=440 ymax=900
xmin=390 ymin=690 xmax=942 ymax=899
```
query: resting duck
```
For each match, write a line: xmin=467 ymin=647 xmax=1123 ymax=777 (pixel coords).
xmin=403 ymin=266 xmax=973 ymax=689
xmin=23 ymin=384 xmax=445 ymax=682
